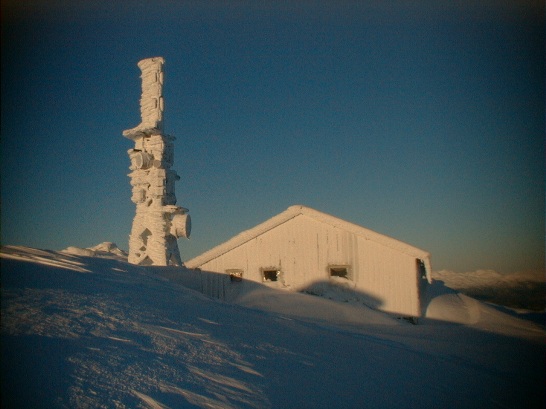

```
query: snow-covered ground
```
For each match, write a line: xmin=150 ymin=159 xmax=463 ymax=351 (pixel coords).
xmin=1 ymin=245 xmax=545 ymax=408
xmin=433 ymin=269 xmax=545 ymax=312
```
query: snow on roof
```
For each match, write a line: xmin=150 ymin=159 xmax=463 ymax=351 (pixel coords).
xmin=186 ymin=205 xmax=430 ymax=268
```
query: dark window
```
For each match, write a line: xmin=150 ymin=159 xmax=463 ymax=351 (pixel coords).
xmin=226 ymin=269 xmax=243 ymax=282
xmin=329 ymin=265 xmax=350 ymax=279
xmin=262 ymin=269 xmax=279 ymax=282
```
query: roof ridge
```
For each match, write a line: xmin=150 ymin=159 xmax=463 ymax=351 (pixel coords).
xmin=185 ymin=206 xmax=301 ymax=268
xmin=296 ymin=206 xmax=429 ymax=257
xmin=185 ymin=205 xmax=429 ymax=268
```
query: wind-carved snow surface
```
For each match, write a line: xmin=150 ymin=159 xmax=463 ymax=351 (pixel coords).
xmin=1 ymin=245 xmax=545 ymax=408
xmin=122 ymin=57 xmax=190 ymax=267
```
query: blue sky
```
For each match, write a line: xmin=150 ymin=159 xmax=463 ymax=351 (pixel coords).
xmin=1 ymin=1 xmax=543 ymax=273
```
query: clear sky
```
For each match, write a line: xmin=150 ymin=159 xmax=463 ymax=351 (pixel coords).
xmin=1 ymin=0 xmax=543 ymax=274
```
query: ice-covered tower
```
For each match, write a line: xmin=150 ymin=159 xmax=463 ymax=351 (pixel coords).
xmin=123 ymin=57 xmax=190 ymax=266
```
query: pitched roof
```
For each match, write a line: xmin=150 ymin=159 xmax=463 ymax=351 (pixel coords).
xmin=185 ymin=205 xmax=430 ymax=268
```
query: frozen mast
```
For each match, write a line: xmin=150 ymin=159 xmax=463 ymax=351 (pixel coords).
xmin=123 ymin=57 xmax=190 ymax=266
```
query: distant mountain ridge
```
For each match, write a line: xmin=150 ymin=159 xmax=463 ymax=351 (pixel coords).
xmin=62 ymin=242 xmax=128 ymax=258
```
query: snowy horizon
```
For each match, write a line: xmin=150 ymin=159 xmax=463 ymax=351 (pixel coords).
xmin=6 ymin=240 xmax=545 ymax=310
xmin=68 ymin=239 xmax=546 ymax=314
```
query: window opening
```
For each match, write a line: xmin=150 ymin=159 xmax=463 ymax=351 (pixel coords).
xmin=262 ymin=269 xmax=280 ymax=282
xmin=329 ymin=265 xmax=350 ymax=279
xmin=226 ymin=269 xmax=243 ymax=282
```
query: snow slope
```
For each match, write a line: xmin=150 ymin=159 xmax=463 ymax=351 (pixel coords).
xmin=433 ymin=269 xmax=545 ymax=311
xmin=1 ymin=245 xmax=545 ymax=408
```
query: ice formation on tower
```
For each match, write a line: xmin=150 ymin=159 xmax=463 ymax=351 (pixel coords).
xmin=123 ymin=57 xmax=190 ymax=266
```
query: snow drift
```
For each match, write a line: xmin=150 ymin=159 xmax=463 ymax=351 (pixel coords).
xmin=1 ymin=245 xmax=545 ymax=408
xmin=433 ymin=269 xmax=546 ymax=311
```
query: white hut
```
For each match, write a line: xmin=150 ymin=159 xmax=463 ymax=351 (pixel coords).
xmin=186 ymin=205 xmax=432 ymax=318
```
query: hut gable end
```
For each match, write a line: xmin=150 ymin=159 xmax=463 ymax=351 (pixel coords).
xmin=185 ymin=205 xmax=429 ymax=269
xmin=185 ymin=205 xmax=432 ymax=318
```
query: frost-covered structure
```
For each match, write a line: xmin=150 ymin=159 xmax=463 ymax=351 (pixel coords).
xmin=186 ymin=205 xmax=431 ymax=318
xmin=123 ymin=57 xmax=190 ymax=266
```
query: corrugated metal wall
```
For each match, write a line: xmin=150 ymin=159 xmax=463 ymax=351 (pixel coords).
xmin=199 ymin=214 xmax=422 ymax=317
